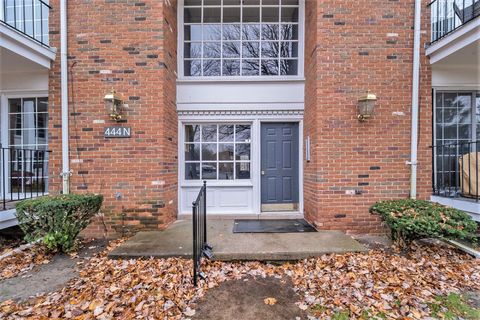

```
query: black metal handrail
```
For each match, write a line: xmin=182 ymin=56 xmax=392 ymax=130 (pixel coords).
xmin=1 ymin=0 xmax=51 ymax=46
xmin=192 ymin=181 xmax=213 ymax=286
xmin=428 ymin=0 xmax=480 ymax=43
xmin=1 ymin=144 xmax=50 ymax=210
xmin=432 ymin=140 xmax=479 ymax=201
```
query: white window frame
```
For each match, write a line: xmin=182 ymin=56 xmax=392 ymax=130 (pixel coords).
xmin=0 ymin=92 xmax=49 ymax=199
xmin=182 ymin=122 xmax=253 ymax=183
xmin=177 ymin=0 xmax=305 ymax=81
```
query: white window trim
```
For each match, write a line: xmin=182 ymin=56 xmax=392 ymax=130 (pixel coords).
xmin=177 ymin=0 xmax=305 ymax=81
xmin=0 ymin=92 xmax=49 ymax=199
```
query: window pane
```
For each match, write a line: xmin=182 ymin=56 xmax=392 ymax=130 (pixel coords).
xmin=219 ymin=144 xmax=234 ymax=160
xmin=185 ymin=163 xmax=200 ymax=180
xmin=203 ymin=60 xmax=221 ymax=76
xmin=204 ymin=42 xmax=221 ymax=58
xmin=243 ymin=0 xmax=260 ymax=5
xmin=204 ymin=24 xmax=221 ymax=40
xmin=219 ymin=125 xmax=234 ymax=141
xmin=184 ymin=8 xmax=201 ymax=23
xmin=236 ymin=163 xmax=251 ymax=179
xmin=243 ymin=7 xmax=260 ymax=22
xmin=261 ymin=60 xmax=279 ymax=75
xmin=281 ymin=24 xmax=298 ymax=40
xmin=262 ymin=42 xmax=279 ymax=58
xmin=223 ymin=0 xmax=241 ymax=4
xmin=185 ymin=42 xmax=202 ymax=59
xmin=242 ymin=60 xmax=260 ymax=75
xmin=262 ymin=6 xmax=279 ymax=22
xmin=242 ymin=42 xmax=260 ymax=58
xmin=184 ymin=25 xmax=202 ymax=41
xmin=37 ymin=98 xmax=48 ymax=112
xmin=242 ymin=24 xmax=260 ymax=40
xmin=204 ymin=7 xmax=221 ymax=23
xmin=184 ymin=60 xmax=202 ymax=76
xmin=223 ymin=24 xmax=241 ymax=40
xmin=9 ymin=99 xmax=22 ymax=113
xmin=281 ymin=7 xmax=298 ymax=22
xmin=223 ymin=60 xmax=240 ymax=76
xmin=223 ymin=7 xmax=241 ymax=23
xmin=282 ymin=0 xmax=299 ymax=4
xmin=185 ymin=143 xmax=200 ymax=161
xmin=280 ymin=59 xmax=298 ymax=75
xmin=236 ymin=125 xmax=251 ymax=141
xmin=263 ymin=0 xmax=279 ymax=5
xmin=280 ymin=42 xmax=298 ymax=57
xmin=262 ymin=24 xmax=279 ymax=40
xmin=223 ymin=42 xmax=241 ymax=58
xmin=185 ymin=125 xmax=201 ymax=142
xmin=236 ymin=144 xmax=251 ymax=160
xmin=204 ymin=0 xmax=221 ymax=4
xmin=202 ymin=144 xmax=217 ymax=161
xmin=202 ymin=125 xmax=217 ymax=142
xmin=202 ymin=163 xmax=217 ymax=179
xmin=219 ymin=163 xmax=234 ymax=180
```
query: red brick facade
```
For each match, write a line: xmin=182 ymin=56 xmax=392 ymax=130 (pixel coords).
xmin=303 ymin=0 xmax=432 ymax=234
xmin=48 ymin=0 xmax=178 ymax=237
xmin=47 ymin=0 xmax=432 ymax=237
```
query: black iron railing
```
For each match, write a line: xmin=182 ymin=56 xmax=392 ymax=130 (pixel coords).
xmin=192 ymin=181 xmax=213 ymax=286
xmin=1 ymin=0 xmax=51 ymax=46
xmin=1 ymin=144 xmax=50 ymax=210
xmin=433 ymin=140 xmax=479 ymax=201
xmin=429 ymin=0 xmax=480 ymax=43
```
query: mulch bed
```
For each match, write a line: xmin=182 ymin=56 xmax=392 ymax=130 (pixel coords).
xmin=0 ymin=240 xmax=478 ymax=319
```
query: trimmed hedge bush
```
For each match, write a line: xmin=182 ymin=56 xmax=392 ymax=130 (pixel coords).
xmin=16 ymin=194 xmax=103 ymax=252
xmin=370 ymin=199 xmax=477 ymax=247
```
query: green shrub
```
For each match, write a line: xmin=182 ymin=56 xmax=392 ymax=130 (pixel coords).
xmin=16 ymin=194 xmax=103 ymax=252
xmin=370 ymin=199 xmax=477 ymax=247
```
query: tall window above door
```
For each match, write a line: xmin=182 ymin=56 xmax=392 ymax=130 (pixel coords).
xmin=182 ymin=0 xmax=301 ymax=77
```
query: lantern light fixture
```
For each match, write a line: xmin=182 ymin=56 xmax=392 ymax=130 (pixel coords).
xmin=104 ymin=89 xmax=124 ymax=122
xmin=357 ymin=91 xmax=377 ymax=121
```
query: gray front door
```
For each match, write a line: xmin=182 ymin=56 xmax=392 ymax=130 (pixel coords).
xmin=261 ymin=123 xmax=299 ymax=211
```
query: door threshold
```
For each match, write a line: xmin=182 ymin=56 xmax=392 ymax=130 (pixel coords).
xmin=178 ymin=212 xmax=304 ymax=220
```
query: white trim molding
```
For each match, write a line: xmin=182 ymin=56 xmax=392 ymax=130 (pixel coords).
xmin=426 ymin=17 xmax=480 ymax=64
xmin=0 ymin=23 xmax=56 ymax=69
xmin=178 ymin=109 xmax=304 ymax=117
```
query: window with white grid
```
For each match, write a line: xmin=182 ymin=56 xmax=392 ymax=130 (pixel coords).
xmin=183 ymin=0 xmax=300 ymax=77
xmin=184 ymin=124 xmax=252 ymax=180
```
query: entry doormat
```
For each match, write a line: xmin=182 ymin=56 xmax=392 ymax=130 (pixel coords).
xmin=232 ymin=219 xmax=317 ymax=233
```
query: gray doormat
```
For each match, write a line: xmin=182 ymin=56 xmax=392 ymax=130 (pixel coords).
xmin=233 ymin=219 xmax=317 ymax=233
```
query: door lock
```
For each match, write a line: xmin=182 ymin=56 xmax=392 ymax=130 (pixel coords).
xmin=261 ymin=170 xmax=265 ymax=175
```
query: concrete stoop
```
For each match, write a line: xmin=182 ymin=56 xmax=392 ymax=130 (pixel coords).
xmin=108 ymin=220 xmax=367 ymax=261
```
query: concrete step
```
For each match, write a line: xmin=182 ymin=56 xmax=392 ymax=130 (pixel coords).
xmin=0 ymin=209 xmax=18 ymax=230
xmin=108 ymin=220 xmax=367 ymax=261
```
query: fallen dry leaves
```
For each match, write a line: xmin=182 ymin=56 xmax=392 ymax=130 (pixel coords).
xmin=0 ymin=241 xmax=478 ymax=319
xmin=0 ymin=246 xmax=52 ymax=281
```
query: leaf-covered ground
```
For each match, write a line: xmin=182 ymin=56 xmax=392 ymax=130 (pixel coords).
xmin=0 ymin=246 xmax=52 ymax=281
xmin=0 ymin=240 xmax=478 ymax=319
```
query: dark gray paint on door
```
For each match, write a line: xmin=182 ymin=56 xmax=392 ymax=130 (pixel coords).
xmin=261 ymin=122 xmax=299 ymax=204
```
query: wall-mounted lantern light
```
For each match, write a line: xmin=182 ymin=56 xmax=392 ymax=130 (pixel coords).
xmin=104 ymin=89 xmax=124 ymax=122
xmin=357 ymin=91 xmax=377 ymax=121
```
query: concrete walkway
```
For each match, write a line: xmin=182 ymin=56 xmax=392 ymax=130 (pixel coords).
xmin=109 ymin=220 xmax=366 ymax=261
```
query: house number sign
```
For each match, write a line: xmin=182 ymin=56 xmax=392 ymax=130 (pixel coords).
xmin=104 ymin=126 xmax=131 ymax=138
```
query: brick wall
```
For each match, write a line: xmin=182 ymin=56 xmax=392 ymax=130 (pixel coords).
xmin=48 ymin=0 xmax=178 ymax=238
xmin=303 ymin=0 xmax=432 ymax=234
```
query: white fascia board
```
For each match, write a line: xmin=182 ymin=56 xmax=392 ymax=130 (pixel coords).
xmin=0 ymin=23 xmax=56 ymax=69
xmin=426 ymin=18 xmax=480 ymax=64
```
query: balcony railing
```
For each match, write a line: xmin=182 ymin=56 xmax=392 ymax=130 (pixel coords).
xmin=433 ymin=140 xmax=479 ymax=201
xmin=429 ymin=0 xmax=480 ymax=42
xmin=1 ymin=145 xmax=50 ymax=210
xmin=0 ymin=0 xmax=50 ymax=46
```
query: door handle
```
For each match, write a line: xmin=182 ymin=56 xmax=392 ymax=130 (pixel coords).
xmin=261 ymin=170 xmax=265 ymax=176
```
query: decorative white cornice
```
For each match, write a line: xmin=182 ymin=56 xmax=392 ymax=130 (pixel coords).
xmin=178 ymin=109 xmax=304 ymax=116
